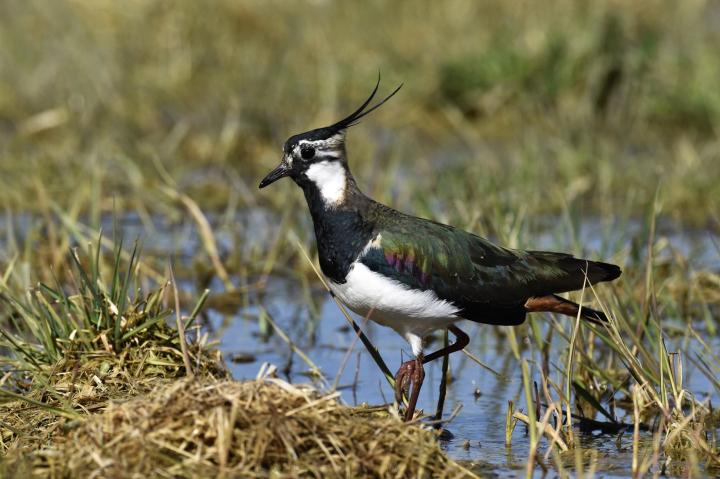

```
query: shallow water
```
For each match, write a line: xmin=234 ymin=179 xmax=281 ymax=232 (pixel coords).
xmin=200 ymin=211 xmax=717 ymax=477
xmin=1 ymin=212 xmax=718 ymax=477
xmin=211 ymin=273 xmax=719 ymax=478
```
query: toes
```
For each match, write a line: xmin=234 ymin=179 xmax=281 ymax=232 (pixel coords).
xmin=394 ymin=362 xmax=416 ymax=403
xmin=402 ymin=376 xmax=411 ymax=396
xmin=394 ymin=373 xmax=405 ymax=402
xmin=394 ymin=369 xmax=409 ymax=402
xmin=395 ymin=360 xmax=424 ymax=409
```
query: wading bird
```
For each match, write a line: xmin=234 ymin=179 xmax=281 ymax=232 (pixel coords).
xmin=259 ymin=78 xmax=621 ymax=421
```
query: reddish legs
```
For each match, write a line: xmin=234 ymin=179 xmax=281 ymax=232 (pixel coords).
xmin=394 ymin=326 xmax=470 ymax=421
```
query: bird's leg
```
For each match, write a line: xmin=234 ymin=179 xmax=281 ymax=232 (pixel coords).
xmin=424 ymin=326 xmax=470 ymax=423
xmin=394 ymin=326 xmax=469 ymax=422
xmin=394 ymin=356 xmax=425 ymax=421
xmin=422 ymin=325 xmax=469 ymax=364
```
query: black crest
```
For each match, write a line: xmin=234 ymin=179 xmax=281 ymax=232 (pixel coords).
xmin=284 ymin=75 xmax=403 ymax=151
xmin=326 ymin=74 xmax=403 ymax=133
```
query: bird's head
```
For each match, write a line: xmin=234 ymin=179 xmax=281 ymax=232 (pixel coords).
xmin=258 ymin=78 xmax=402 ymax=199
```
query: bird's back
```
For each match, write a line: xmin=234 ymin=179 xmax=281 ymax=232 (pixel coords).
xmin=361 ymin=204 xmax=620 ymax=323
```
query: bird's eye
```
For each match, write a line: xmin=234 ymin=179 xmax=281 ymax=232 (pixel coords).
xmin=300 ymin=145 xmax=315 ymax=160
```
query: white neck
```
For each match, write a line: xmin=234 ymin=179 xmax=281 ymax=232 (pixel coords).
xmin=306 ymin=161 xmax=347 ymax=207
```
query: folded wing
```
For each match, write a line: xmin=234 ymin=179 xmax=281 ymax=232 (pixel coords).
xmin=360 ymin=216 xmax=620 ymax=323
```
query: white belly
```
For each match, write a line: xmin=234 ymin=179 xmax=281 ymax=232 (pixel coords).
xmin=327 ymin=262 xmax=460 ymax=341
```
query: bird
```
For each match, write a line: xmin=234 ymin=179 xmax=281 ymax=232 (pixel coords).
xmin=259 ymin=77 xmax=621 ymax=421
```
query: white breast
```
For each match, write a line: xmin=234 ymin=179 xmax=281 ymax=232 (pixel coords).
xmin=327 ymin=262 xmax=460 ymax=353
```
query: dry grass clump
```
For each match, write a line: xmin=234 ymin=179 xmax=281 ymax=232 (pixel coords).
xmin=3 ymin=375 xmax=475 ymax=479
xmin=0 ymin=241 xmax=227 ymax=469
xmin=0 ymin=243 xmax=475 ymax=478
xmin=0 ymin=339 xmax=228 ymax=459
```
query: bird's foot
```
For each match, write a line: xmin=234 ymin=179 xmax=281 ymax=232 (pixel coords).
xmin=394 ymin=357 xmax=425 ymax=421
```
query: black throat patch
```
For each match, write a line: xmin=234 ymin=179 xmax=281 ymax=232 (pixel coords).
xmin=298 ymin=179 xmax=375 ymax=283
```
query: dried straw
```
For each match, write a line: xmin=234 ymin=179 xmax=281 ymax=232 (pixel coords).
xmin=3 ymin=375 xmax=477 ymax=478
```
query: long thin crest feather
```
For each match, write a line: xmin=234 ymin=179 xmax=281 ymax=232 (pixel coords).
xmin=328 ymin=74 xmax=403 ymax=132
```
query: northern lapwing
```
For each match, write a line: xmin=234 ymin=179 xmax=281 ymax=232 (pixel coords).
xmin=259 ymin=78 xmax=621 ymax=421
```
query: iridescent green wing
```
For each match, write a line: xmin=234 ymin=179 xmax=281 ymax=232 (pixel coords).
xmin=359 ymin=216 xmax=520 ymax=302
xmin=360 ymin=213 xmax=618 ymax=309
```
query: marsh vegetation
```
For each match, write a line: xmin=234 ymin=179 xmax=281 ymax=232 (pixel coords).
xmin=1 ymin=1 xmax=719 ymax=477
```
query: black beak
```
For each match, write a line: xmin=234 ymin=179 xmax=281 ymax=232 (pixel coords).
xmin=259 ymin=162 xmax=289 ymax=188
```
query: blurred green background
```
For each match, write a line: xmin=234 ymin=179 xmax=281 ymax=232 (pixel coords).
xmin=0 ymin=0 xmax=718 ymax=267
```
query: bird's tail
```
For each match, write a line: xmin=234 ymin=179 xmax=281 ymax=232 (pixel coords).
xmin=524 ymin=294 xmax=608 ymax=325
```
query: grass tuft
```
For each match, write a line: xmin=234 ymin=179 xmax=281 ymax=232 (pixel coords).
xmin=3 ymin=375 xmax=477 ymax=478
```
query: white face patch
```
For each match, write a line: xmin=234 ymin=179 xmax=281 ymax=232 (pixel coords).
xmin=305 ymin=160 xmax=347 ymax=207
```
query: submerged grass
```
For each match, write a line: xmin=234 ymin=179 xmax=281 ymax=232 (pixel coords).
xmin=514 ymin=306 xmax=720 ymax=476
xmin=503 ymin=246 xmax=720 ymax=476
